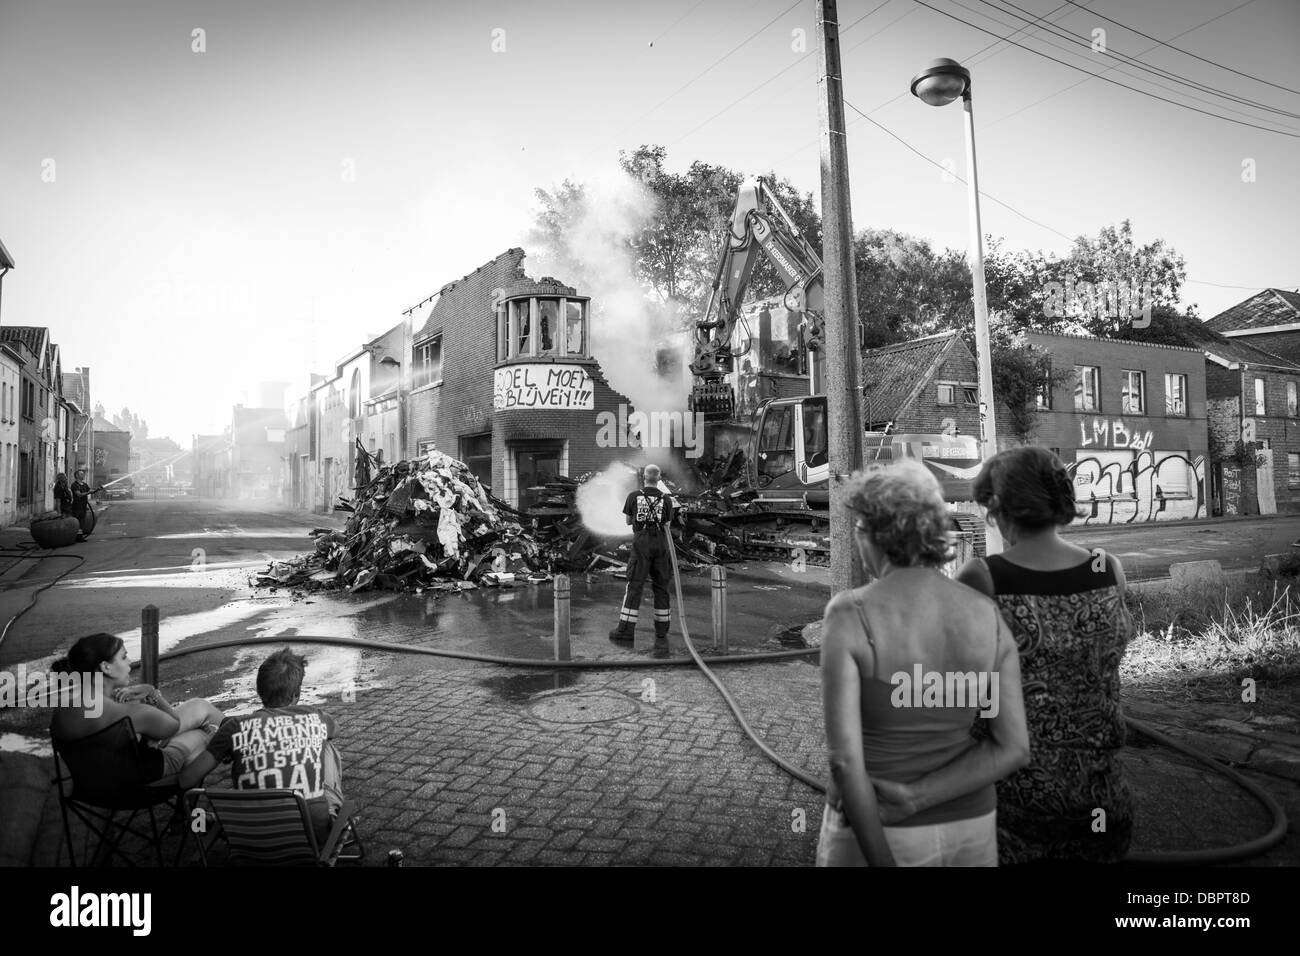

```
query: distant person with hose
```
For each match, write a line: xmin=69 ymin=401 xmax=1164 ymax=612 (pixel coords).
xmin=817 ymin=459 xmax=1029 ymax=866
xmin=608 ymin=464 xmax=675 ymax=647
xmin=70 ymin=470 xmax=94 ymax=539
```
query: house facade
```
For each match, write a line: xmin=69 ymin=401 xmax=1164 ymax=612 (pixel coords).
xmin=1021 ymin=331 xmax=1209 ymax=524
xmin=404 ymin=248 xmax=635 ymax=509
xmin=62 ymin=367 xmax=93 ymax=480
xmin=90 ymin=415 xmax=131 ymax=492
xmin=230 ymin=406 xmax=288 ymax=500
xmin=192 ymin=433 xmax=231 ymax=498
xmin=0 ymin=326 xmax=58 ymax=519
xmin=0 ymin=344 xmax=21 ymax=526
xmin=861 ymin=331 xmax=983 ymax=437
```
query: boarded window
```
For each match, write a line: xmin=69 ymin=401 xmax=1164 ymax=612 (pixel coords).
xmin=1152 ymin=452 xmax=1191 ymax=497
xmin=1073 ymin=449 xmax=1134 ymax=499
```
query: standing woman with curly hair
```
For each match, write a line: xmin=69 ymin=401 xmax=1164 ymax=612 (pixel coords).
xmin=953 ymin=445 xmax=1135 ymax=864
xmin=817 ymin=459 xmax=1030 ymax=866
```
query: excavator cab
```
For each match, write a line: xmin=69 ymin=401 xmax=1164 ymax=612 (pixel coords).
xmin=748 ymin=396 xmax=830 ymax=506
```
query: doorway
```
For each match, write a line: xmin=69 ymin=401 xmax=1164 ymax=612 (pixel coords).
xmin=514 ymin=443 xmax=564 ymax=511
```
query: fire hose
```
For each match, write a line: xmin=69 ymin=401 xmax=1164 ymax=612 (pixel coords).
xmin=8 ymin=531 xmax=1287 ymax=864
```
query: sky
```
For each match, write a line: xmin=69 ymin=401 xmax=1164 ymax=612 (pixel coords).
xmin=1 ymin=0 xmax=1297 ymax=442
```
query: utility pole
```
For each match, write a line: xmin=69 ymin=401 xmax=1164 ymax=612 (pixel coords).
xmin=817 ymin=0 xmax=865 ymax=595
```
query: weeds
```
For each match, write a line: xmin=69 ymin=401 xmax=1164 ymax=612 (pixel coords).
xmin=1123 ymin=576 xmax=1300 ymax=690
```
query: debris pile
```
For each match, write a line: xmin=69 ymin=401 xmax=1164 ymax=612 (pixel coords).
xmin=257 ymin=450 xmax=545 ymax=593
xmin=256 ymin=450 xmax=777 ymax=598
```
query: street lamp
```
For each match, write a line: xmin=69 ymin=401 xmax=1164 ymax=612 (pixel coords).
xmin=911 ymin=57 xmax=1003 ymax=555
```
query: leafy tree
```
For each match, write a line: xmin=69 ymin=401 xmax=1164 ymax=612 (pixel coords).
xmin=528 ymin=145 xmax=821 ymax=327
xmin=855 ymin=229 xmax=972 ymax=347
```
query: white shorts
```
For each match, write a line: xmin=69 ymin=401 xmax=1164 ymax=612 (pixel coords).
xmin=815 ymin=803 xmax=998 ymax=867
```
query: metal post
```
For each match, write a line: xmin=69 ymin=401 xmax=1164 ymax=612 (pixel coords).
xmin=817 ymin=0 xmax=866 ymax=593
xmin=553 ymin=574 xmax=571 ymax=661
xmin=711 ymin=565 xmax=728 ymax=652
xmin=961 ymin=90 xmax=1004 ymax=555
xmin=141 ymin=605 xmax=159 ymax=687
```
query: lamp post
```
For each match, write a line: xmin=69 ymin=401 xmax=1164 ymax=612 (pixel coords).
xmin=911 ymin=57 xmax=1003 ymax=555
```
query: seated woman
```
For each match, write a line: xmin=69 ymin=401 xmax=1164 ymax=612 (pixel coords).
xmin=50 ymin=633 xmax=225 ymax=780
xmin=817 ymin=459 xmax=1029 ymax=867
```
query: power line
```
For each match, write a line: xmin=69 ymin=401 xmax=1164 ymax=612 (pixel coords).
xmin=648 ymin=0 xmax=710 ymax=48
xmin=842 ymin=96 xmax=1076 ymax=242
xmin=845 ymin=97 xmax=1289 ymax=298
xmin=616 ymin=0 xmax=803 ymax=137
xmin=974 ymin=0 xmax=1300 ymax=120
xmin=1062 ymin=0 xmax=1300 ymax=96
xmin=908 ymin=0 xmax=1300 ymax=138
xmin=982 ymin=0 xmax=1271 ymax=130
xmin=666 ymin=0 xmax=894 ymax=149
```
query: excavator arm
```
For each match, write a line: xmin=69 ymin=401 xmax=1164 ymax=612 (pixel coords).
xmin=690 ymin=179 xmax=826 ymax=419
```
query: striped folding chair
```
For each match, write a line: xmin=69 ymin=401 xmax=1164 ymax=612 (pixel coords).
xmin=186 ymin=788 xmax=364 ymax=867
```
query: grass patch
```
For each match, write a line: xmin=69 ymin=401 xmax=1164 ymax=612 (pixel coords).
xmin=1122 ymin=574 xmax=1300 ymax=692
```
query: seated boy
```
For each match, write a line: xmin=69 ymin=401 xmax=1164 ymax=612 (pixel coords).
xmin=181 ymin=647 xmax=344 ymax=842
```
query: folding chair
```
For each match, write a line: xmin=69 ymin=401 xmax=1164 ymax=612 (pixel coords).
xmin=186 ymin=788 xmax=364 ymax=867
xmin=51 ymin=717 xmax=189 ymax=867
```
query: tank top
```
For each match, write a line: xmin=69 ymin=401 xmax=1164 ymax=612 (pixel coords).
xmin=851 ymin=590 xmax=997 ymax=827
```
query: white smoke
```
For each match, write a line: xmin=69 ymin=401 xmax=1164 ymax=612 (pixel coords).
xmin=525 ymin=169 xmax=689 ymax=416
xmin=575 ymin=463 xmax=640 ymax=536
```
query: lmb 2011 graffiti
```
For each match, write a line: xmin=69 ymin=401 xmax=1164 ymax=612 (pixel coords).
xmin=1068 ymin=451 xmax=1206 ymax=524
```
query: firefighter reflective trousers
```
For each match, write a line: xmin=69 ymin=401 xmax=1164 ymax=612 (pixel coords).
xmin=618 ymin=531 xmax=672 ymax=634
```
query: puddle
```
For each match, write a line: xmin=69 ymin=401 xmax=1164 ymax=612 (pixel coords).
xmin=479 ymin=671 xmax=581 ymax=703
xmin=0 ymin=732 xmax=51 ymax=757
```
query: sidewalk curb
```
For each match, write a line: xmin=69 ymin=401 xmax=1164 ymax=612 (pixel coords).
xmin=1063 ymin=512 xmax=1300 ymax=535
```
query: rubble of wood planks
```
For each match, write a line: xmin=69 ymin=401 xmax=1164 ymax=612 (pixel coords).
xmin=254 ymin=450 xmax=747 ymax=596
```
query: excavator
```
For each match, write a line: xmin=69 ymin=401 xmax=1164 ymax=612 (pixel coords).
xmin=680 ymin=178 xmax=986 ymax=563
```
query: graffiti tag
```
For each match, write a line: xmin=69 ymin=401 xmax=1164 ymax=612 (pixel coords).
xmin=1078 ymin=417 xmax=1153 ymax=452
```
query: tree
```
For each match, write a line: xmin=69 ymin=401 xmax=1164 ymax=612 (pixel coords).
xmin=854 ymin=229 xmax=972 ymax=347
xmin=984 ymin=220 xmax=1192 ymax=336
xmin=528 ymin=145 xmax=822 ymax=327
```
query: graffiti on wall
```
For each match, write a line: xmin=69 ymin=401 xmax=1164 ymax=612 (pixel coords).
xmin=1067 ymin=451 xmax=1206 ymax=524
xmin=1077 ymin=416 xmax=1154 ymax=452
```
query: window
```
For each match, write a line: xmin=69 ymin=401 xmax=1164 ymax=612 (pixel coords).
xmin=460 ymin=433 xmax=493 ymax=490
xmin=1036 ymin=374 xmax=1053 ymax=410
xmin=1121 ymin=370 xmax=1145 ymax=414
xmin=1289 ymin=453 xmax=1300 ymax=489
xmin=348 ymin=370 xmax=361 ymax=418
xmin=961 ymin=384 xmax=978 ymax=405
xmin=512 ymin=300 xmax=532 ymax=356
xmin=1165 ymin=373 xmax=1188 ymax=416
xmin=756 ymin=403 xmax=796 ymax=482
xmin=1153 ymin=452 xmax=1191 ymax=497
xmin=1074 ymin=366 xmax=1100 ymax=411
xmin=416 ymin=439 xmax=437 ymax=457
xmin=501 ymin=296 xmax=589 ymax=361
xmin=1255 ymin=377 xmax=1266 ymax=415
xmin=537 ymin=299 xmax=559 ymax=354
xmin=937 ymin=382 xmax=956 ymax=405
xmin=1288 ymin=381 xmax=1298 ymax=417
xmin=414 ymin=336 xmax=442 ymax=389
xmin=565 ymin=300 xmax=585 ymax=356
xmin=802 ymin=397 xmax=828 ymax=468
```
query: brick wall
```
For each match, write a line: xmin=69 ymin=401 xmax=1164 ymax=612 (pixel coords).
xmin=1238 ymin=367 xmax=1300 ymax=513
xmin=892 ymin=343 xmax=982 ymax=437
xmin=405 ymin=248 xmax=638 ymax=506
xmin=1016 ymin=332 xmax=1209 ymax=524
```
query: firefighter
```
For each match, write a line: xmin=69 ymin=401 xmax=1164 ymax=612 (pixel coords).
xmin=609 ymin=464 xmax=675 ymax=645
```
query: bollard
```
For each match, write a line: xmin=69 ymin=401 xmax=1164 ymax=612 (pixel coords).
xmin=711 ymin=565 xmax=728 ymax=652
xmin=553 ymin=574 xmax=571 ymax=662
xmin=141 ymin=605 xmax=159 ymax=688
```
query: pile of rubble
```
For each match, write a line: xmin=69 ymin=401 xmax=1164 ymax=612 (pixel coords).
xmin=257 ymin=450 xmax=545 ymax=593
xmin=256 ymin=450 xmax=754 ymax=597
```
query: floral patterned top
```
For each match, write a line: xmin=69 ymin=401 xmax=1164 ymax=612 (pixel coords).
xmin=977 ymin=552 xmax=1134 ymax=864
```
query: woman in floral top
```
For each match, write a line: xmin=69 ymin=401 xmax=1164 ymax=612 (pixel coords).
xmin=955 ymin=446 xmax=1134 ymax=864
